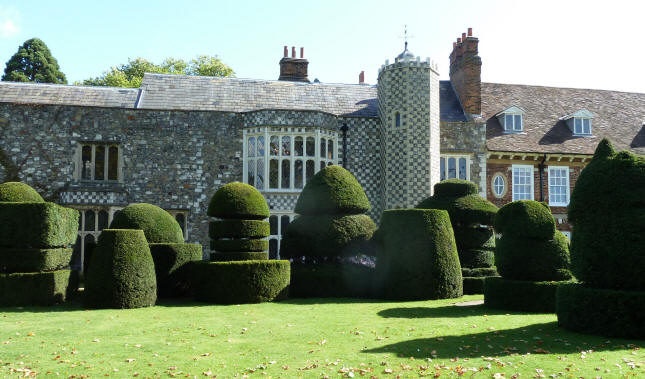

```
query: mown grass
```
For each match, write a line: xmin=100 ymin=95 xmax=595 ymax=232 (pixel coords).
xmin=0 ymin=295 xmax=643 ymax=378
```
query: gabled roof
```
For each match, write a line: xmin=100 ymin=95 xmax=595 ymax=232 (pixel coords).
xmin=495 ymin=105 xmax=526 ymax=116
xmin=137 ymin=74 xmax=378 ymax=117
xmin=0 ymin=81 xmax=140 ymax=108
xmin=482 ymin=82 xmax=645 ymax=155
xmin=559 ymin=109 xmax=594 ymax=120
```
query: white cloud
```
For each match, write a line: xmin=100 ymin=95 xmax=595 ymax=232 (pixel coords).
xmin=0 ymin=6 xmax=20 ymax=39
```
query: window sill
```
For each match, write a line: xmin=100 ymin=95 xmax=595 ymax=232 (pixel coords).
xmin=503 ymin=131 xmax=526 ymax=135
xmin=549 ymin=203 xmax=569 ymax=207
xmin=260 ymin=189 xmax=304 ymax=194
xmin=572 ymin=134 xmax=595 ymax=138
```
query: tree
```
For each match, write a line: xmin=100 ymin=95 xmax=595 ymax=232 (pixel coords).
xmin=79 ymin=55 xmax=234 ymax=88
xmin=2 ymin=38 xmax=67 ymax=84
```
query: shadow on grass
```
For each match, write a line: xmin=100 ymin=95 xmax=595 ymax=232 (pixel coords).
xmin=364 ymin=321 xmax=644 ymax=359
xmin=0 ymin=297 xmax=218 ymax=313
xmin=279 ymin=297 xmax=387 ymax=305
xmin=378 ymin=304 xmax=520 ymax=319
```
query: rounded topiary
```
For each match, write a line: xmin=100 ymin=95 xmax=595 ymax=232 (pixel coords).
xmin=207 ymin=182 xmax=269 ymax=220
xmin=0 ymin=182 xmax=44 ymax=203
xmin=495 ymin=230 xmax=572 ymax=281
xmin=432 ymin=178 xmax=478 ymax=198
xmin=280 ymin=214 xmax=376 ymax=258
xmin=374 ymin=209 xmax=462 ymax=300
xmin=294 ymin=165 xmax=370 ymax=215
xmin=209 ymin=220 xmax=270 ymax=239
xmin=493 ymin=200 xmax=555 ymax=239
xmin=109 ymin=203 xmax=183 ymax=243
xmin=568 ymin=139 xmax=645 ymax=290
xmin=210 ymin=239 xmax=269 ymax=252
xmin=84 ymin=229 xmax=157 ymax=309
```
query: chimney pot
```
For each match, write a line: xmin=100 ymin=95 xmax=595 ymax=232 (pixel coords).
xmin=457 ymin=37 xmax=462 ymax=43
xmin=467 ymin=27 xmax=473 ymax=37
xmin=453 ymin=42 xmax=457 ymax=48
xmin=300 ymin=47 xmax=304 ymax=58
xmin=283 ymin=46 xmax=288 ymax=57
xmin=359 ymin=71 xmax=365 ymax=84
xmin=291 ymin=46 xmax=296 ymax=58
xmin=462 ymin=32 xmax=467 ymax=40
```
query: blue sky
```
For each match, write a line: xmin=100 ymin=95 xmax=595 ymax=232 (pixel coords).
xmin=1 ymin=0 xmax=644 ymax=92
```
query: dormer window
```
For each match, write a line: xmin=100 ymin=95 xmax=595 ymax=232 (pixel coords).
xmin=560 ymin=109 xmax=594 ymax=136
xmin=496 ymin=106 xmax=526 ymax=133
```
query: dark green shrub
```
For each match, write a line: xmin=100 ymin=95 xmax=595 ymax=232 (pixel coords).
xmin=0 ymin=182 xmax=44 ymax=202
xmin=556 ymin=283 xmax=645 ymax=338
xmin=290 ymin=263 xmax=374 ymax=298
xmin=149 ymin=243 xmax=202 ymax=298
xmin=374 ymin=209 xmax=462 ymax=300
xmin=109 ymin=203 xmax=184 ymax=243
xmin=207 ymin=182 xmax=270 ymax=219
xmin=294 ymin=166 xmax=370 ymax=215
xmin=495 ymin=231 xmax=572 ymax=281
xmin=461 ymin=267 xmax=499 ymax=277
xmin=484 ymin=277 xmax=571 ymax=313
xmin=463 ymin=277 xmax=487 ymax=295
xmin=210 ymin=252 xmax=268 ymax=261
xmin=0 ymin=202 xmax=78 ymax=248
xmin=459 ymin=248 xmax=495 ymax=269
xmin=210 ymin=239 xmax=268 ymax=252
xmin=191 ymin=260 xmax=290 ymax=304
xmin=432 ymin=179 xmax=478 ymax=197
xmin=417 ymin=194 xmax=498 ymax=226
xmin=0 ymin=248 xmax=72 ymax=273
xmin=280 ymin=214 xmax=376 ymax=258
xmin=209 ymin=220 xmax=269 ymax=239
xmin=494 ymin=200 xmax=555 ymax=239
xmin=453 ymin=226 xmax=495 ymax=250
xmin=84 ymin=229 xmax=157 ymax=309
xmin=0 ymin=269 xmax=71 ymax=306
xmin=568 ymin=139 xmax=645 ymax=290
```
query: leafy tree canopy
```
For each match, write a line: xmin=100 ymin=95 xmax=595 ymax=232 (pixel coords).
xmin=2 ymin=38 xmax=67 ymax=84
xmin=79 ymin=55 xmax=235 ymax=88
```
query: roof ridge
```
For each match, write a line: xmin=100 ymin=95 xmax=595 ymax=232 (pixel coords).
xmin=482 ymin=81 xmax=645 ymax=96
xmin=0 ymin=81 xmax=139 ymax=91
xmin=141 ymin=73 xmax=377 ymax=88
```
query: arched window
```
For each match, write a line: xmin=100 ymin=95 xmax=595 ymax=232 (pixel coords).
xmin=395 ymin=112 xmax=401 ymax=127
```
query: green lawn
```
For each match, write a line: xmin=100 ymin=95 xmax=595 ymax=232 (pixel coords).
xmin=1 ymin=295 xmax=643 ymax=378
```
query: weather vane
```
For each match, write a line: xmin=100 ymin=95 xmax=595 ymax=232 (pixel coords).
xmin=400 ymin=25 xmax=414 ymax=51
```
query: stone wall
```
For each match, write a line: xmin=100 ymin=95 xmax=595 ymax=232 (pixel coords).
xmin=440 ymin=121 xmax=487 ymax=196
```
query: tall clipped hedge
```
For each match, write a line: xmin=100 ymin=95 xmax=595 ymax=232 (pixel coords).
xmin=557 ymin=139 xmax=645 ymax=338
xmin=486 ymin=200 xmax=572 ymax=312
xmin=416 ymin=179 xmax=498 ymax=294
xmin=84 ymin=229 xmax=157 ymax=309
xmin=374 ymin=209 xmax=462 ymax=300
xmin=280 ymin=166 xmax=376 ymax=298
xmin=0 ymin=182 xmax=44 ymax=202
xmin=109 ymin=203 xmax=184 ymax=243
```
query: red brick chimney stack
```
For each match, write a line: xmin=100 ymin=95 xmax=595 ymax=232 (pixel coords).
xmin=359 ymin=71 xmax=365 ymax=84
xmin=279 ymin=46 xmax=310 ymax=82
xmin=449 ymin=27 xmax=482 ymax=117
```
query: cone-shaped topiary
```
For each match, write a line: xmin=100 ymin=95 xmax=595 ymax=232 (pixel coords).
xmin=486 ymin=200 xmax=572 ymax=312
xmin=281 ymin=166 xmax=376 ymax=298
xmin=557 ymin=139 xmax=645 ymax=338
xmin=374 ymin=209 xmax=462 ymax=300
xmin=84 ymin=229 xmax=157 ymax=309
xmin=109 ymin=203 xmax=184 ymax=243
xmin=207 ymin=182 xmax=270 ymax=220
xmin=0 ymin=182 xmax=44 ymax=203
xmin=416 ymin=179 xmax=498 ymax=294
xmin=294 ymin=165 xmax=370 ymax=215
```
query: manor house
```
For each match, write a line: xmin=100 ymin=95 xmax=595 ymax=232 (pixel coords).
xmin=1 ymin=28 xmax=644 ymax=264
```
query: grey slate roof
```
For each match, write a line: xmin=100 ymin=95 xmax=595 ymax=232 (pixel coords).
xmin=0 ymin=81 xmax=139 ymax=108
xmin=482 ymin=82 xmax=645 ymax=155
xmin=439 ymin=81 xmax=467 ymax=122
xmin=138 ymin=74 xmax=378 ymax=117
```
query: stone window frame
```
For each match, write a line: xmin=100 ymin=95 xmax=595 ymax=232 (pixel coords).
xmin=548 ymin=166 xmax=570 ymax=206
xmin=491 ymin=172 xmax=507 ymax=198
xmin=243 ymin=127 xmax=338 ymax=193
xmin=268 ymin=212 xmax=296 ymax=260
xmin=512 ymin=164 xmax=534 ymax=201
xmin=70 ymin=206 xmax=123 ymax=273
xmin=439 ymin=154 xmax=471 ymax=181
xmin=75 ymin=142 xmax=123 ymax=182
xmin=166 ymin=209 xmax=190 ymax=241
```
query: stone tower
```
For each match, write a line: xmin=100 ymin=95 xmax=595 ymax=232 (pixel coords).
xmin=377 ymin=44 xmax=440 ymax=211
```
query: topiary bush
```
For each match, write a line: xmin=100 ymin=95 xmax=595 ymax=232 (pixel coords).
xmin=109 ymin=203 xmax=184 ymax=243
xmin=0 ymin=202 xmax=78 ymax=248
xmin=280 ymin=166 xmax=376 ymax=298
xmin=374 ymin=209 xmax=462 ymax=300
xmin=486 ymin=199 xmax=572 ymax=312
xmin=191 ymin=260 xmax=290 ymax=304
xmin=207 ymin=182 xmax=270 ymax=219
xmin=149 ymin=243 xmax=202 ymax=298
xmin=0 ymin=182 xmax=44 ymax=202
xmin=84 ymin=229 xmax=157 ymax=309
xmin=557 ymin=139 xmax=645 ymax=337
xmin=416 ymin=179 xmax=499 ymax=294
xmin=289 ymin=262 xmax=374 ymax=298
xmin=0 ymin=270 xmax=72 ymax=306
xmin=0 ymin=248 xmax=72 ymax=273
